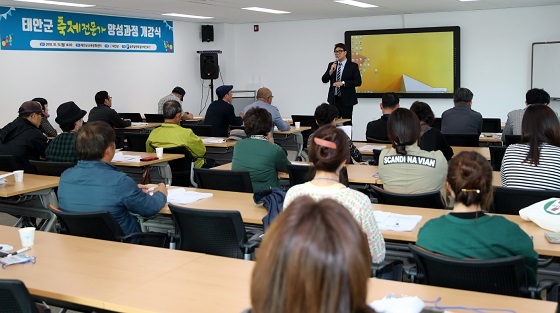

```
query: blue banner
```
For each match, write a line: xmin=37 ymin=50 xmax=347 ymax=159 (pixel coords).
xmin=0 ymin=7 xmax=174 ymax=53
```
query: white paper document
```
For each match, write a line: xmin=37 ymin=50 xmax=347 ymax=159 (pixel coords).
xmin=130 ymin=122 xmax=148 ymax=126
xmin=202 ymin=137 xmax=226 ymax=144
xmin=358 ymin=145 xmax=387 ymax=151
xmin=373 ymin=211 xmax=422 ymax=231
xmin=111 ymin=152 xmax=142 ymax=163
xmin=167 ymin=188 xmax=213 ymax=204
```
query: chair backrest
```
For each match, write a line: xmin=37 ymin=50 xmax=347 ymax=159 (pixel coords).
xmin=161 ymin=146 xmax=196 ymax=187
xmin=194 ymin=168 xmax=253 ymax=193
xmin=366 ymin=137 xmax=391 ymax=144
xmin=228 ymin=125 xmax=245 ymax=131
xmin=124 ymin=132 xmax=150 ymax=152
xmin=408 ymin=244 xmax=528 ymax=297
xmin=0 ymin=279 xmax=40 ymax=313
xmin=489 ymin=146 xmax=507 ymax=171
xmin=49 ymin=206 xmax=124 ymax=241
xmin=0 ymin=155 xmax=18 ymax=172
xmin=144 ymin=113 xmax=165 ymax=123
xmin=432 ymin=117 xmax=442 ymax=130
xmin=118 ymin=113 xmax=143 ymax=122
xmin=504 ymin=135 xmax=522 ymax=146
xmin=442 ymin=134 xmax=479 ymax=147
xmin=169 ymin=204 xmax=247 ymax=259
xmin=291 ymin=115 xmax=318 ymax=129
xmin=286 ymin=163 xmax=315 ymax=186
xmin=182 ymin=124 xmax=214 ymax=137
xmin=482 ymin=118 xmax=502 ymax=133
xmin=492 ymin=186 xmax=560 ymax=215
xmin=370 ymin=186 xmax=444 ymax=209
xmin=29 ymin=160 xmax=74 ymax=176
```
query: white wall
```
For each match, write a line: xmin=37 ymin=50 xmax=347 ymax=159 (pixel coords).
xmin=229 ymin=5 xmax=560 ymax=141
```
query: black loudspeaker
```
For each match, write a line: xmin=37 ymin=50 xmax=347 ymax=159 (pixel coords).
xmin=200 ymin=53 xmax=219 ymax=80
xmin=201 ymin=25 xmax=214 ymax=42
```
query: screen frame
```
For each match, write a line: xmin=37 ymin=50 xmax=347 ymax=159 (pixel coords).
xmin=345 ymin=26 xmax=460 ymax=99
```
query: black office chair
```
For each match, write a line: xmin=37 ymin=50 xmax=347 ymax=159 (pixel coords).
xmin=482 ymin=118 xmax=502 ymax=133
xmin=442 ymin=134 xmax=479 ymax=147
xmin=182 ymin=124 xmax=213 ymax=137
xmin=368 ymin=186 xmax=445 ymax=209
xmin=49 ymin=205 xmax=168 ymax=248
xmin=366 ymin=137 xmax=391 ymax=144
xmin=144 ymin=113 xmax=165 ymax=123
xmin=292 ymin=115 xmax=318 ymax=147
xmin=180 ymin=120 xmax=202 ymax=126
xmin=0 ymin=155 xmax=18 ymax=172
xmin=0 ymin=279 xmax=41 ymax=313
xmin=29 ymin=160 xmax=75 ymax=176
xmin=504 ymin=135 xmax=522 ymax=146
xmin=489 ymin=146 xmax=508 ymax=171
xmin=491 ymin=186 xmax=560 ymax=215
xmin=169 ymin=204 xmax=260 ymax=260
xmin=408 ymin=244 xmax=558 ymax=301
xmin=124 ymin=132 xmax=150 ymax=152
xmin=118 ymin=113 xmax=143 ymax=122
xmin=194 ymin=168 xmax=253 ymax=193
xmin=228 ymin=125 xmax=245 ymax=131
xmin=286 ymin=163 xmax=315 ymax=186
xmin=432 ymin=118 xmax=442 ymax=130
xmin=161 ymin=146 xmax=199 ymax=187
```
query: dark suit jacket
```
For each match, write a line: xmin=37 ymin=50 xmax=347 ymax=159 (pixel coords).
xmin=203 ymin=99 xmax=243 ymax=137
xmin=321 ymin=60 xmax=362 ymax=107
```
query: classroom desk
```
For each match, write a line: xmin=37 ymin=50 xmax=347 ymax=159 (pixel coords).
xmin=159 ymin=187 xmax=266 ymax=225
xmin=0 ymin=172 xmax=59 ymax=231
xmin=274 ymin=126 xmax=311 ymax=160
xmin=0 ymin=225 xmax=553 ymax=313
xmin=213 ymin=162 xmax=382 ymax=185
xmin=116 ymin=122 xmax=162 ymax=130
xmin=283 ymin=117 xmax=349 ymax=125
xmin=110 ymin=151 xmax=184 ymax=185
xmin=480 ymin=132 xmax=502 ymax=143
xmin=354 ymin=142 xmax=492 ymax=160
xmin=199 ymin=137 xmax=237 ymax=165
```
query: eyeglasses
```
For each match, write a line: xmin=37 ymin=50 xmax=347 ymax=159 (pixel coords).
xmin=334 ymin=49 xmax=345 ymax=53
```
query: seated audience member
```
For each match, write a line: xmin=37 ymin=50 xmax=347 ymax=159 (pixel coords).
xmin=378 ymin=108 xmax=447 ymax=194
xmin=0 ymin=101 xmax=48 ymax=172
xmin=232 ymin=108 xmax=290 ymax=192
xmin=502 ymin=88 xmax=551 ymax=137
xmin=284 ymin=125 xmax=385 ymax=262
xmin=32 ymin=97 xmax=57 ymax=137
xmin=441 ymin=87 xmax=482 ymax=135
xmin=45 ymin=101 xmax=86 ymax=163
xmin=203 ymin=85 xmax=243 ymax=137
xmin=417 ymin=151 xmax=538 ymax=284
xmin=243 ymin=87 xmax=291 ymax=134
xmin=158 ymin=86 xmax=193 ymax=120
xmin=58 ymin=121 xmax=167 ymax=236
xmin=501 ymin=104 xmax=560 ymax=190
xmin=249 ymin=196 xmax=378 ymax=313
xmin=365 ymin=92 xmax=399 ymax=142
xmin=88 ymin=91 xmax=131 ymax=128
xmin=308 ymin=103 xmax=362 ymax=163
xmin=146 ymin=100 xmax=208 ymax=168
xmin=410 ymin=101 xmax=453 ymax=160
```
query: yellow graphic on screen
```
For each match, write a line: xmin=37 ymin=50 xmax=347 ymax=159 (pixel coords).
xmin=351 ymin=32 xmax=454 ymax=93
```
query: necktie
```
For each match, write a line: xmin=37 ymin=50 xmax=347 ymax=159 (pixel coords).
xmin=335 ymin=63 xmax=342 ymax=96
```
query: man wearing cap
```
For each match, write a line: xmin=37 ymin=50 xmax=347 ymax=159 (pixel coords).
xmin=88 ymin=91 xmax=131 ymax=128
xmin=203 ymin=85 xmax=243 ymax=137
xmin=158 ymin=86 xmax=194 ymax=120
xmin=0 ymin=101 xmax=48 ymax=172
xmin=45 ymin=101 xmax=87 ymax=163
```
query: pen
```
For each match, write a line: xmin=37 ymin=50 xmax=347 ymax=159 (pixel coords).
xmin=7 ymin=247 xmax=31 ymax=257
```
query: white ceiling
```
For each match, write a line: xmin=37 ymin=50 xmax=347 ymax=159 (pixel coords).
xmin=0 ymin=0 xmax=559 ymax=24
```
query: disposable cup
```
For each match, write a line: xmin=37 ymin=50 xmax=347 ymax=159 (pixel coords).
xmin=13 ymin=170 xmax=24 ymax=182
xmin=156 ymin=148 xmax=163 ymax=159
xmin=295 ymin=122 xmax=301 ymax=129
xmin=19 ymin=227 xmax=35 ymax=247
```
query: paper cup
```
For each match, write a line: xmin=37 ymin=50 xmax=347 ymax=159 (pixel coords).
xmin=13 ymin=170 xmax=24 ymax=182
xmin=19 ymin=227 xmax=35 ymax=247
xmin=295 ymin=122 xmax=301 ymax=129
xmin=155 ymin=147 xmax=163 ymax=159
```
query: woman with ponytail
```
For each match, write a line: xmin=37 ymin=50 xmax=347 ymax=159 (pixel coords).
xmin=417 ymin=151 xmax=538 ymax=284
xmin=378 ymin=108 xmax=448 ymax=194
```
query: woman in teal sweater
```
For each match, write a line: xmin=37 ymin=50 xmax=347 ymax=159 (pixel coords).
xmin=417 ymin=151 xmax=538 ymax=284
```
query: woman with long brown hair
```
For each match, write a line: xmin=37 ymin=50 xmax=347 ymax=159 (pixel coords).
xmin=249 ymin=196 xmax=377 ymax=313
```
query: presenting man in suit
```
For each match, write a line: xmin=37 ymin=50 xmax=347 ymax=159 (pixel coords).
xmin=321 ymin=43 xmax=362 ymax=121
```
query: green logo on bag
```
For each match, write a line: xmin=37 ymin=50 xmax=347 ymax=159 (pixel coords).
xmin=543 ymin=199 xmax=560 ymax=215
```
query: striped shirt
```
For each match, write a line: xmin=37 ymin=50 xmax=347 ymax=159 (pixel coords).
xmin=501 ymin=143 xmax=560 ymax=190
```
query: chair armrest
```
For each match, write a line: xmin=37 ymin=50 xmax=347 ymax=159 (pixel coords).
xmin=121 ymin=232 xmax=169 ymax=248
xmin=371 ymin=260 xmax=404 ymax=280
xmin=404 ymin=265 xmax=422 ymax=283
xmin=240 ymin=232 xmax=262 ymax=255
xmin=528 ymin=279 xmax=558 ymax=301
